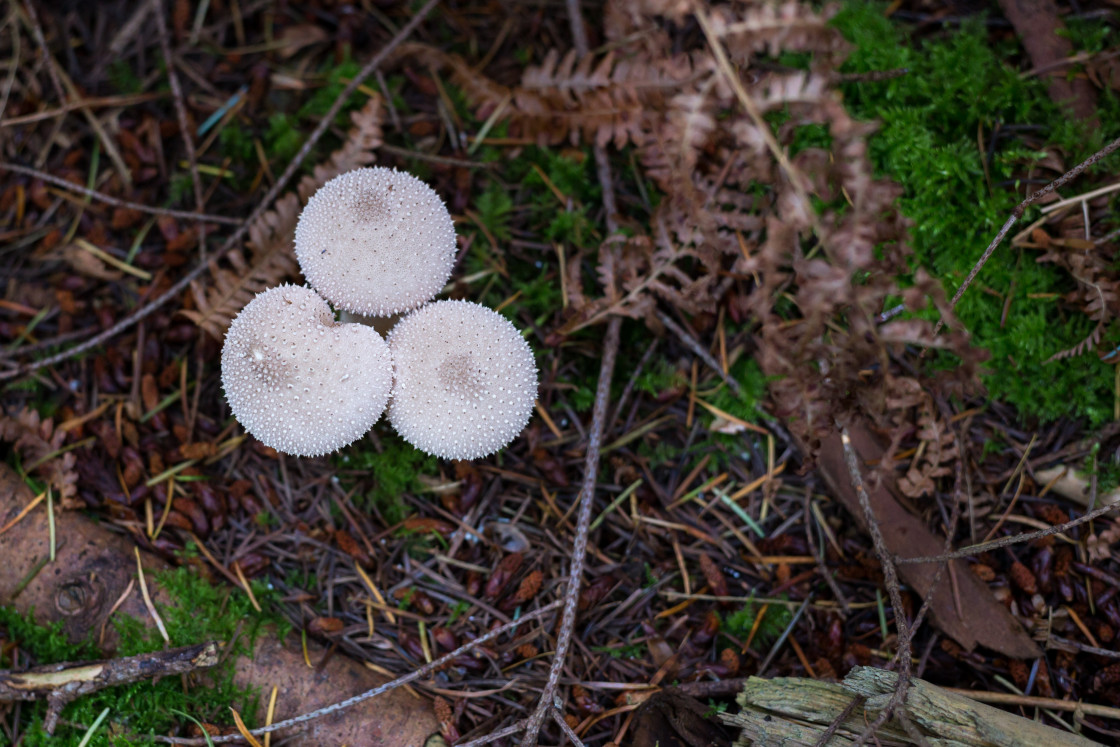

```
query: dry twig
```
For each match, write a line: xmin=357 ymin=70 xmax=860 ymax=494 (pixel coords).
xmin=520 ymin=317 xmax=622 ymax=746
xmin=519 ymin=7 xmax=626 ymax=743
xmin=839 ymin=426 xmax=919 ymax=747
xmin=897 ymin=499 xmax=1118 ymax=565
xmin=0 ymin=163 xmax=241 ymax=224
xmin=0 ymin=642 xmax=219 ymax=735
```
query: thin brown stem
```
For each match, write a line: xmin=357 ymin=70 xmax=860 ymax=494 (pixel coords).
xmin=519 ymin=316 xmax=622 ymax=746
xmin=656 ymin=309 xmax=742 ymax=398
xmin=898 ymin=500 xmax=1117 ymax=565
xmin=458 ymin=720 xmax=528 ymax=747
xmin=0 ymin=163 xmax=240 ymax=225
xmin=840 ymin=426 xmax=915 ymax=747
xmin=813 ymin=694 xmax=866 ymax=747
xmin=152 ymin=0 xmax=206 ymax=245
xmin=519 ymin=7 xmax=627 ymax=744
xmin=552 ymin=703 xmax=587 ymax=747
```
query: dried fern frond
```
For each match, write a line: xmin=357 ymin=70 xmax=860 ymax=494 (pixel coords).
xmin=897 ymin=391 xmax=959 ymax=498
xmin=392 ymin=43 xmax=512 ymax=119
xmin=705 ymin=1 xmax=848 ymax=65
xmin=405 ymin=0 xmax=982 ymax=460
xmin=519 ymin=49 xmax=704 ymax=147
xmin=182 ymin=96 xmax=385 ymax=339
xmin=1046 ymin=320 xmax=1105 ymax=363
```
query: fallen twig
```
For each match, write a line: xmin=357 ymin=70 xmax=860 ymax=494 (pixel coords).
xmin=838 ymin=427 xmax=919 ymax=747
xmin=519 ymin=317 xmax=622 ymax=746
xmin=0 ymin=163 xmax=241 ymax=224
xmin=655 ymin=310 xmax=742 ymax=398
xmin=896 ymin=499 xmax=1118 ymax=565
xmin=518 ymin=8 xmax=626 ymax=744
xmin=0 ymin=642 xmax=219 ymax=735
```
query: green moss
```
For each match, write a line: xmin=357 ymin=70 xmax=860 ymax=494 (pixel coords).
xmin=264 ymin=113 xmax=303 ymax=166
xmin=215 ymin=57 xmax=373 ymax=187
xmin=474 ymin=183 xmax=514 ymax=244
xmin=337 ymin=432 xmax=437 ymax=525
xmin=1085 ymin=442 xmax=1120 ymax=494
xmin=635 ymin=359 xmax=689 ymax=398
xmin=0 ymin=565 xmax=284 ymax=745
xmin=299 ymin=58 xmax=364 ymax=122
xmin=218 ymin=124 xmax=255 ymax=165
xmin=107 ymin=60 xmax=143 ymax=95
xmin=706 ymin=357 xmax=768 ymax=425
xmin=722 ymin=596 xmax=793 ymax=648
xmin=446 ymin=600 xmax=471 ymax=625
xmin=832 ymin=2 xmax=1120 ymax=424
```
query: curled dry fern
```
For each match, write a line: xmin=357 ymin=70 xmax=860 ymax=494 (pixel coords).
xmin=399 ymin=0 xmax=986 ymax=462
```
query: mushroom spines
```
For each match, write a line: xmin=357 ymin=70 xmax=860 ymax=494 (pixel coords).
xmin=294 ymin=167 xmax=456 ymax=318
xmin=387 ymin=300 xmax=537 ymax=461
xmin=221 ymin=284 xmax=392 ymax=457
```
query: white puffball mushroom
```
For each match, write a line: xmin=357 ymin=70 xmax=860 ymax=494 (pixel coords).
xmin=388 ymin=300 xmax=538 ymax=460
xmin=295 ymin=167 xmax=457 ymax=317
xmin=221 ymin=284 xmax=392 ymax=457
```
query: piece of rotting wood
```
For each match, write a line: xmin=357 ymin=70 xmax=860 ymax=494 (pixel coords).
xmin=721 ymin=665 xmax=1101 ymax=746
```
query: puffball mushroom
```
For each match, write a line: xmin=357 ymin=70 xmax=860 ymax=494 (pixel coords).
xmin=221 ymin=284 xmax=392 ymax=457
xmin=294 ymin=167 xmax=456 ymax=317
xmin=388 ymin=300 xmax=538 ymax=460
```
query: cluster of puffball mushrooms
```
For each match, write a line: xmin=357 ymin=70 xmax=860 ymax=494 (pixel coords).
xmin=220 ymin=167 xmax=538 ymax=461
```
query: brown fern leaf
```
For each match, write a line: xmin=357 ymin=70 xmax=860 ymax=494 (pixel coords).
xmin=399 ymin=38 xmax=704 ymax=150
xmin=605 ymin=0 xmax=700 ymax=32
xmin=898 ymin=392 xmax=958 ymax=499
xmin=1035 ymin=244 xmax=1120 ymax=361
xmin=518 ymin=50 xmax=702 ymax=147
xmin=0 ymin=408 xmax=80 ymax=508
xmin=706 ymin=2 xmax=848 ymax=66
xmin=638 ymin=89 xmax=719 ymax=189
xmin=1046 ymin=319 xmax=1105 ymax=363
xmin=393 ymin=43 xmax=511 ymax=119
xmin=182 ymin=96 xmax=385 ymax=339
xmin=1036 ymin=231 xmax=1120 ymax=326
xmin=181 ymin=194 xmax=302 ymax=340
xmin=298 ymin=96 xmax=385 ymax=201
xmin=747 ymin=71 xmax=832 ymax=114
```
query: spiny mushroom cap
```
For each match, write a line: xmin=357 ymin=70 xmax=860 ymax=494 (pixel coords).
xmin=221 ymin=284 xmax=392 ymax=457
xmin=388 ymin=300 xmax=538 ymax=460
xmin=294 ymin=167 xmax=456 ymax=317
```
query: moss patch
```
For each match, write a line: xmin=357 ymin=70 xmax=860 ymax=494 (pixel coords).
xmin=833 ymin=2 xmax=1120 ymax=424
xmin=0 ymin=565 xmax=284 ymax=745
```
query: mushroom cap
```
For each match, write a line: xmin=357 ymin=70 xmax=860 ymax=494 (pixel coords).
xmin=294 ymin=167 xmax=456 ymax=317
xmin=388 ymin=300 xmax=538 ymax=460
xmin=221 ymin=284 xmax=392 ymax=457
